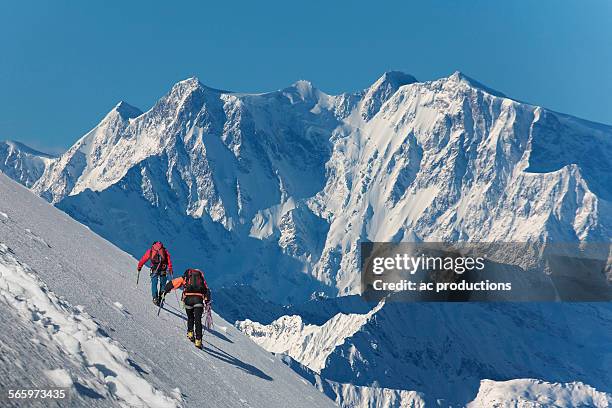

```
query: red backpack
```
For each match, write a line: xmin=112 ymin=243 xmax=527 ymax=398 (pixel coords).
xmin=184 ymin=268 xmax=208 ymax=295
xmin=150 ymin=242 xmax=167 ymax=269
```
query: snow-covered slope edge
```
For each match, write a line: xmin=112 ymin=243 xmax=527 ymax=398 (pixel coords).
xmin=0 ymin=173 xmax=335 ymax=408
xmin=0 ymin=243 xmax=181 ymax=408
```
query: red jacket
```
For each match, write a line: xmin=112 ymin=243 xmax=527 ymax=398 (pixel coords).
xmin=138 ymin=242 xmax=173 ymax=274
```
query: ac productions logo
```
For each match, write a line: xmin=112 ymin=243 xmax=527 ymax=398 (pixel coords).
xmin=360 ymin=242 xmax=612 ymax=302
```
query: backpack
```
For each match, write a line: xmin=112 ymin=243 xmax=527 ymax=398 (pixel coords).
xmin=150 ymin=242 xmax=167 ymax=268
xmin=184 ymin=268 xmax=208 ymax=295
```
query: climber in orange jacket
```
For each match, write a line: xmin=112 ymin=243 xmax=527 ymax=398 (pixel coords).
xmin=162 ymin=268 xmax=210 ymax=349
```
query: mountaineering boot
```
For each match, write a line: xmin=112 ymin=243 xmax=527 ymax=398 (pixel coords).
xmin=187 ymin=331 xmax=194 ymax=342
xmin=153 ymin=296 xmax=159 ymax=306
xmin=195 ymin=339 xmax=202 ymax=349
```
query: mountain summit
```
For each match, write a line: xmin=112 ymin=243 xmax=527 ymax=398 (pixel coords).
xmin=0 ymin=71 xmax=609 ymax=303
xmin=113 ymin=101 xmax=143 ymax=120
xmin=360 ymin=71 xmax=418 ymax=120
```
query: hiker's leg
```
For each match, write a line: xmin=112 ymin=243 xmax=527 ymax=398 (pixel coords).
xmin=194 ymin=306 xmax=203 ymax=340
xmin=186 ymin=307 xmax=195 ymax=333
xmin=159 ymin=274 xmax=167 ymax=297
xmin=151 ymin=273 xmax=159 ymax=299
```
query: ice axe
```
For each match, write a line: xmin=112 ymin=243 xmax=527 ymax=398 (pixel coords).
xmin=157 ymin=292 xmax=166 ymax=316
xmin=169 ymin=269 xmax=182 ymax=308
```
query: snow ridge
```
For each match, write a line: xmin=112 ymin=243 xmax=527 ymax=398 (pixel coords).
xmin=237 ymin=300 xmax=384 ymax=372
xmin=0 ymin=140 xmax=56 ymax=188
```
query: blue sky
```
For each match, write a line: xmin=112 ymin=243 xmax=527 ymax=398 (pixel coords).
xmin=1 ymin=0 xmax=611 ymax=153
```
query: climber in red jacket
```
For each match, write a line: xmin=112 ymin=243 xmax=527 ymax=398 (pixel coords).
xmin=137 ymin=241 xmax=173 ymax=305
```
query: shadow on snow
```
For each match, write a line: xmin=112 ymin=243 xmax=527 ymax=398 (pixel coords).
xmin=202 ymin=343 xmax=272 ymax=381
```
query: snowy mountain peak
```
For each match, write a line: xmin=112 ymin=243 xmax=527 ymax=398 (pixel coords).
xmin=149 ymin=76 xmax=228 ymax=120
xmin=31 ymin=99 xmax=150 ymax=202
xmin=444 ymin=70 xmax=506 ymax=97
xmin=360 ymin=71 xmax=418 ymax=120
xmin=163 ymin=76 xmax=206 ymax=101
xmin=282 ymin=79 xmax=325 ymax=103
xmin=112 ymin=101 xmax=143 ymax=120
xmin=4 ymin=71 xmax=611 ymax=408
xmin=292 ymin=79 xmax=315 ymax=96
xmin=238 ymin=298 xmax=612 ymax=406
xmin=168 ymin=76 xmax=229 ymax=96
xmin=174 ymin=76 xmax=202 ymax=89
xmin=9 ymin=70 xmax=612 ymax=301
xmin=374 ymin=70 xmax=418 ymax=89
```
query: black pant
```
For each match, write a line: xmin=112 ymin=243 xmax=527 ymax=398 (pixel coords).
xmin=185 ymin=296 xmax=204 ymax=340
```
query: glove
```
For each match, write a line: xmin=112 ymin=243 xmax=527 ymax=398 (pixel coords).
xmin=137 ymin=266 xmax=141 ymax=272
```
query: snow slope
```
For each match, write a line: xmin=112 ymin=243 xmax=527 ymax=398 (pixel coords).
xmin=0 ymin=173 xmax=335 ymax=408
xmin=0 ymin=244 xmax=181 ymax=408
xmin=0 ymin=140 xmax=56 ymax=188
